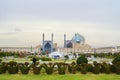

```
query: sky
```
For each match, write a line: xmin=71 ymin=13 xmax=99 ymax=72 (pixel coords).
xmin=0 ymin=0 xmax=120 ymax=48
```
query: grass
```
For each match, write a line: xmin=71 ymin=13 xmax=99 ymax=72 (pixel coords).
xmin=0 ymin=74 xmax=120 ymax=80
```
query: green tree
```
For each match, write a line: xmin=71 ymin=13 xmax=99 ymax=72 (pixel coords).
xmin=76 ymin=55 xmax=88 ymax=64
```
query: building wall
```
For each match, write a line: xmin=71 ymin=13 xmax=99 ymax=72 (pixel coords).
xmin=0 ymin=47 xmax=39 ymax=53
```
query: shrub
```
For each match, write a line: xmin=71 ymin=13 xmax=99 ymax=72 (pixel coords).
xmin=20 ymin=66 xmax=30 ymax=74
xmin=92 ymin=61 xmax=101 ymax=74
xmin=68 ymin=62 xmax=76 ymax=74
xmin=87 ymin=64 xmax=93 ymax=72
xmin=0 ymin=59 xmax=2 ymax=63
xmin=57 ymin=63 xmax=67 ymax=75
xmin=114 ymin=62 xmax=120 ymax=74
xmin=100 ymin=62 xmax=111 ymax=74
xmin=42 ymin=63 xmax=54 ymax=75
xmin=7 ymin=61 xmax=18 ymax=74
xmin=110 ymin=64 xmax=115 ymax=73
xmin=0 ymin=62 xmax=7 ymax=74
xmin=76 ymin=64 xmax=81 ymax=71
xmin=45 ymin=67 xmax=53 ymax=74
xmin=80 ymin=63 xmax=87 ymax=74
xmin=112 ymin=56 xmax=120 ymax=64
xmin=19 ymin=62 xmax=30 ymax=74
xmin=0 ymin=64 xmax=4 ymax=74
xmin=40 ymin=57 xmax=52 ymax=61
xmin=58 ymin=67 xmax=66 ymax=75
xmin=32 ymin=64 xmax=42 ymax=75
xmin=76 ymin=55 xmax=88 ymax=64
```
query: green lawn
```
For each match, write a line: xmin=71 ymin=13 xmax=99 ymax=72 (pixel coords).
xmin=0 ymin=74 xmax=120 ymax=80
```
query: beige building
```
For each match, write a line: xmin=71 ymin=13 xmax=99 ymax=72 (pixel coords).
xmin=94 ymin=46 xmax=118 ymax=53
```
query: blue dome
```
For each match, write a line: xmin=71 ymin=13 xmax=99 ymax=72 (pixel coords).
xmin=72 ymin=33 xmax=85 ymax=44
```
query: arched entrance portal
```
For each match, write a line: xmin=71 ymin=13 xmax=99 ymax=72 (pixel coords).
xmin=67 ymin=42 xmax=72 ymax=48
xmin=44 ymin=43 xmax=52 ymax=53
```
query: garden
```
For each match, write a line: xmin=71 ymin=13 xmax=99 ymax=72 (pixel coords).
xmin=0 ymin=52 xmax=120 ymax=80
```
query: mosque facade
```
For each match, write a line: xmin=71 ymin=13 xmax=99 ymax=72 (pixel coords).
xmin=0 ymin=33 xmax=119 ymax=54
xmin=41 ymin=33 xmax=92 ymax=53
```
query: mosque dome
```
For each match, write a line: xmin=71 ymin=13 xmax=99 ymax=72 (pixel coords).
xmin=71 ymin=33 xmax=85 ymax=44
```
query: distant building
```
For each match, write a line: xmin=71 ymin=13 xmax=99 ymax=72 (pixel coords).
xmin=0 ymin=33 xmax=119 ymax=54
xmin=60 ymin=33 xmax=91 ymax=53
xmin=41 ymin=33 xmax=57 ymax=53
xmin=0 ymin=46 xmax=39 ymax=53
xmin=94 ymin=46 xmax=118 ymax=53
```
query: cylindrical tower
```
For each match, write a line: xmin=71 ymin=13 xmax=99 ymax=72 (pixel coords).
xmin=51 ymin=33 xmax=53 ymax=42
xmin=64 ymin=34 xmax=66 ymax=48
xmin=42 ymin=33 xmax=45 ymax=52
xmin=51 ymin=33 xmax=54 ymax=52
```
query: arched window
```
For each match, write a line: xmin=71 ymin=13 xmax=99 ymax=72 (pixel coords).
xmin=67 ymin=42 xmax=72 ymax=48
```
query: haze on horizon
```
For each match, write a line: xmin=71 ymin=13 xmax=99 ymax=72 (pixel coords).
xmin=0 ymin=0 xmax=120 ymax=48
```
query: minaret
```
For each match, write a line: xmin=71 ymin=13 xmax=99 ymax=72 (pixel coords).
xmin=51 ymin=33 xmax=53 ymax=42
xmin=64 ymin=34 xmax=66 ymax=48
xmin=43 ymin=33 xmax=44 ymax=42
xmin=42 ymin=33 xmax=45 ymax=52
xmin=75 ymin=33 xmax=77 ymax=43
xmin=51 ymin=33 xmax=54 ymax=52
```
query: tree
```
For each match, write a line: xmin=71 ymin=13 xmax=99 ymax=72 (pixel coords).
xmin=76 ymin=55 xmax=88 ymax=64
xmin=112 ymin=56 xmax=120 ymax=64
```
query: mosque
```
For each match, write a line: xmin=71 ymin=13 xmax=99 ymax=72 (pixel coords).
xmin=0 ymin=33 xmax=119 ymax=54
xmin=41 ymin=33 xmax=92 ymax=54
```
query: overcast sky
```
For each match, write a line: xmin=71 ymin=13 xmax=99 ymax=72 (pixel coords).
xmin=0 ymin=0 xmax=120 ymax=47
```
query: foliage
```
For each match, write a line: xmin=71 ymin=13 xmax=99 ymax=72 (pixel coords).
xmin=0 ymin=59 xmax=2 ymax=63
xmin=92 ymin=61 xmax=101 ymax=74
xmin=100 ymin=62 xmax=111 ymax=74
xmin=76 ymin=55 xmax=88 ymax=64
xmin=57 ymin=63 xmax=68 ymax=75
xmin=29 ymin=56 xmax=52 ymax=61
xmin=80 ymin=63 xmax=88 ymax=74
xmin=68 ymin=62 xmax=76 ymax=74
xmin=112 ymin=56 xmax=120 ymax=64
xmin=7 ymin=61 xmax=18 ymax=74
xmin=42 ymin=63 xmax=54 ymax=75
xmin=39 ymin=57 xmax=52 ymax=61
xmin=87 ymin=64 xmax=93 ymax=72
xmin=0 ymin=51 xmax=19 ymax=58
xmin=114 ymin=62 xmax=120 ymax=74
xmin=32 ymin=63 xmax=42 ymax=75
xmin=19 ymin=62 xmax=30 ymax=74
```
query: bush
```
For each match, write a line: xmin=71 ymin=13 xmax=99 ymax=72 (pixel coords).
xmin=19 ymin=62 xmax=30 ymax=74
xmin=58 ymin=67 xmax=66 ymax=75
xmin=114 ymin=62 xmax=120 ymax=74
xmin=20 ymin=66 xmax=30 ymax=74
xmin=76 ymin=64 xmax=81 ymax=71
xmin=0 ymin=59 xmax=2 ymax=63
xmin=7 ymin=61 xmax=18 ymax=74
xmin=40 ymin=57 xmax=52 ymax=61
xmin=110 ymin=64 xmax=115 ymax=73
xmin=32 ymin=65 xmax=42 ymax=75
xmin=45 ymin=67 xmax=53 ymax=74
xmin=112 ymin=56 xmax=120 ymax=64
xmin=42 ymin=63 xmax=54 ymax=75
xmin=100 ymin=62 xmax=111 ymax=74
xmin=0 ymin=64 xmax=4 ymax=74
xmin=57 ymin=63 xmax=67 ymax=75
xmin=68 ymin=62 xmax=76 ymax=74
xmin=0 ymin=62 xmax=7 ymax=74
xmin=76 ymin=55 xmax=88 ymax=64
xmin=92 ymin=61 xmax=101 ymax=74
xmin=80 ymin=63 xmax=87 ymax=74
xmin=87 ymin=64 xmax=93 ymax=72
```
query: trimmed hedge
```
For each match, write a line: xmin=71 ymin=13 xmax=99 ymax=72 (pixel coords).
xmin=0 ymin=61 xmax=120 ymax=75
